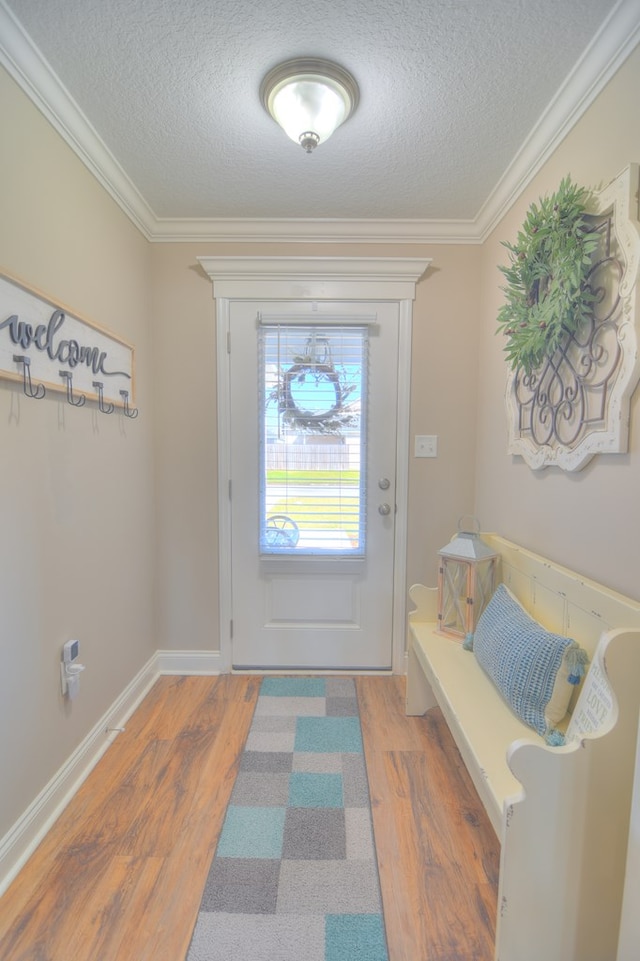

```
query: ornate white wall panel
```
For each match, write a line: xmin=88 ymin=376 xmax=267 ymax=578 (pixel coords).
xmin=506 ymin=164 xmax=640 ymax=471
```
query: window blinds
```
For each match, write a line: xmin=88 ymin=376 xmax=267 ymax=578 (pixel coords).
xmin=259 ymin=324 xmax=368 ymax=555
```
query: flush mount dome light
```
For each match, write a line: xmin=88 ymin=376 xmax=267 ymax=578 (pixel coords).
xmin=260 ymin=57 xmax=359 ymax=153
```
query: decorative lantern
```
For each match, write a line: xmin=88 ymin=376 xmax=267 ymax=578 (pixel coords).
xmin=437 ymin=518 xmax=498 ymax=640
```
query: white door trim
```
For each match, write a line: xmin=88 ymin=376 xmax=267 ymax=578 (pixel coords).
xmin=198 ymin=255 xmax=431 ymax=674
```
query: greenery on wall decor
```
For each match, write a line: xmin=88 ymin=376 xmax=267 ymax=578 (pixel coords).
xmin=496 ymin=176 xmax=601 ymax=374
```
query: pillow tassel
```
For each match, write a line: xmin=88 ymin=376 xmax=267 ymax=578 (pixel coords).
xmin=565 ymin=643 xmax=589 ymax=685
xmin=545 ymin=727 xmax=566 ymax=747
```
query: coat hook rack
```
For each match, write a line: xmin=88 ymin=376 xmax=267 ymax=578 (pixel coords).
xmin=59 ymin=370 xmax=86 ymax=407
xmin=119 ymin=389 xmax=139 ymax=419
xmin=13 ymin=354 xmax=45 ymax=399
xmin=92 ymin=380 xmax=115 ymax=414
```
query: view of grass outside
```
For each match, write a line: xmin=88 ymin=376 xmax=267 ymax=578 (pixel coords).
xmin=267 ymin=471 xmax=359 ymax=484
xmin=265 ymin=468 xmax=362 ymax=551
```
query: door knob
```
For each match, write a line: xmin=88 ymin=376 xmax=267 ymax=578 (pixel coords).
xmin=378 ymin=503 xmax=391 ymax=516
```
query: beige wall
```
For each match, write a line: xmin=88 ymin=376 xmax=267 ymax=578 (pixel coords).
xmin=0 ymin=70 xmax=155 ymax=839
xmin=408 ymin=247 xmax=482 ymax=586
xmin=150 ymin=247 xmax=219 ymax=651
xmin=475 ymin=46 xmax=640 ymax=602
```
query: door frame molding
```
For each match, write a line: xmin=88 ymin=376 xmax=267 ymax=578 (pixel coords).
xmin=198 ymin=256 xmax=431 ymax=673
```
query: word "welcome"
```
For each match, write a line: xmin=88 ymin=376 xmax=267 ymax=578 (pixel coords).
xmin=1 ymin=309 xmax=129 ymax=378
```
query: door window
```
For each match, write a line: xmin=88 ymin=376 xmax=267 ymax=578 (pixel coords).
xmin=259 ymin=324 xmax=368 ymax=556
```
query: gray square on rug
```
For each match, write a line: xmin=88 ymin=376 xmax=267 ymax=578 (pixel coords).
xmin=282 ymin=807 xmax=346 ymax=860
xmin=325 ymin=678 xmax=357 ymax=698
xmin=230 ymin=771 xmax=290 ymax=806
xmin=199 ymin=857 xmax=280 ymax=914
xmin=244 ymin=730 xmax=296 ymax=753
xmin=276 ymin=859 xmax=384 ymax=915
xmin=240 ymin=751 xmax=293 ymax=773
xmin=342 ymin=753 xmax=370 ymax=806
xmin=251 ymin=715 xmax=299 ymax=732
xmin=292 ymin=752 xmax=343 ymax=773
xmin=187 ymin=913 xmax=325 ymax=961
xmin=326 ymin=696 xmax=359 ymax=716
xmin=345 ymin=807 xmax=376 ymax=860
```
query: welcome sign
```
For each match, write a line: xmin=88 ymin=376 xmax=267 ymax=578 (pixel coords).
xmin=0 ymin=271 xmax=135 ymax=407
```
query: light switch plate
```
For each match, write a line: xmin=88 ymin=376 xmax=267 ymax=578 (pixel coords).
xmin=415 ymin=435 xmax=438 ymax=458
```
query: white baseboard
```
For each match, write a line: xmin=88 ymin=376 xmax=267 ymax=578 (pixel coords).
xmin=156 ymin=649 xmax=224 ymax=675
xmin=0 ymin=649 xmax=222 ymax=897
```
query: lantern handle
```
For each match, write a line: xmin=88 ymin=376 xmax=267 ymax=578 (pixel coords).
xmin=457 ymin=514 xmax=481 ymax=535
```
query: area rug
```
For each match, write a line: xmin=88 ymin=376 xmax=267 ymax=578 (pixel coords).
xmin=186 ymin=676 xmax=389 ymax=961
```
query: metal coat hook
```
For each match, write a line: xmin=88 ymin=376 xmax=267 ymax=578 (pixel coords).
xmin=119 ymin=389 xmax=139 ymax=419
xmin=13 ymin=354 xmax=45 ymax=399
xmin=59 ymin=370 xmax=86 ymax=407
xmin=92 ymin=380 xmax=115 ymax=414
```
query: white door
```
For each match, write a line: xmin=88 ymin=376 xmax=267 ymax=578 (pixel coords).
xmin=229 ymin=300 xmax=400 ymax=670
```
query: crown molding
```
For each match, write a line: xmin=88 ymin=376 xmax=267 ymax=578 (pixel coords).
xmin=1 ymin=0 xmax=639 ymax=246
xmin=0 ymin=0 xmax=157 ymax=239
xmin=475 ymin=0 xmax=640 ymax=242
xmin=153 ymin=217 xmax=479 ymax=244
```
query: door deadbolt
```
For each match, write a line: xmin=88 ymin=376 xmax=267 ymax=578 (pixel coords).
xmin=378 ymin=477 xmax=391 ymax=490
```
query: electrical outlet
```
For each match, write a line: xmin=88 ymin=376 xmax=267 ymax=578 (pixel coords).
xmin=415 ymin=435 xmax=438 ymax=458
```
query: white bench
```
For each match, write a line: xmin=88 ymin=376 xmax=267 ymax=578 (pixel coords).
xmin=406 ymin=534 xmax=640 ymax=961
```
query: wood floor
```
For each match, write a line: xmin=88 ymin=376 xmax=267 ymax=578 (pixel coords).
xmin=0 ymin=675 xmax=499 ymax=961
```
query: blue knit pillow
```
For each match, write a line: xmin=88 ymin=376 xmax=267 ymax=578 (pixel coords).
xmin=472 ymin=584 xmax=588 ymax=741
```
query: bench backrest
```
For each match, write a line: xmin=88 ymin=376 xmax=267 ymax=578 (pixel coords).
xmin=485 ymin=534 xmax=640 ymax=662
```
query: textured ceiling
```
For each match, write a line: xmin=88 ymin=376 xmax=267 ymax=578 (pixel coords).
xmin=1 ymin=0 xmax=638 ymax=237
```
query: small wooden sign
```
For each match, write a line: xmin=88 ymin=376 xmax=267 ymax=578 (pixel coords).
xmin=0 ymin=270 xmax=135 ymax=407
xmin=565 ymin=647 xmax=614 ymax=740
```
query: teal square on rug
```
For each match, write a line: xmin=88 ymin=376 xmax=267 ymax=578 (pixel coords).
xmin=294 ymin=716 xmax=363 ymax=754
xmin=325 ymin=914 xmax=388 ymax=961
xmin=288 ymin=772 xmax=344 ymax=807
xmin=215 ymin=805 xmax=286 ymax=859
xmin=261 ymin=677 xmax=326 ymax=697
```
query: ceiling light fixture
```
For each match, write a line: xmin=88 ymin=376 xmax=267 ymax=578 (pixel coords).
xmin=260 ymin=58 xmax=359 ymax=154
